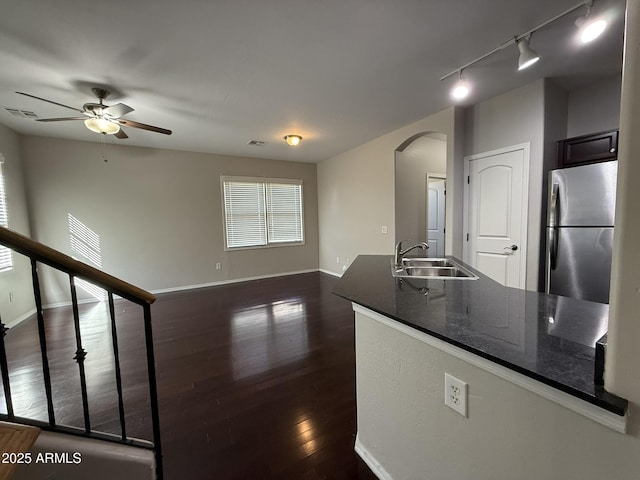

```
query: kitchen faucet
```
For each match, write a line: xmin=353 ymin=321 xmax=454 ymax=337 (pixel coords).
xmin=394 ymin=240 xmax=429 ymax=267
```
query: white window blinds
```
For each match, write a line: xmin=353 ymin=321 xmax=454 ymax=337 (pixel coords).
xmin=0 ymin=159 xmax=13 ymax=272
xmin=266 ymin=182 xmax=303 ymax=243
xmin=222 ymin=177 xmax=304 ymax=249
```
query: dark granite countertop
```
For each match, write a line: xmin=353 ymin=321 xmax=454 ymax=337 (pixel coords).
xmin=333 ymin=255 xmax=627 ymax=416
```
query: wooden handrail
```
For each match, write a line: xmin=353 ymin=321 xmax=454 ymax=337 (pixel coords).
xmin=0 ymin=226 xmax=156 ymax=305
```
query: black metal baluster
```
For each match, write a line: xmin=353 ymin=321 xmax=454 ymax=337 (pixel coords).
xmin=31 ymin=259 xmax=56 ymax=426
xmin=0 ymin=313 xmax=14 ymax=420
xmin=69 ymin=275 xmax=91 ymax=434
xmin=143 ymin=304 xmax=163 ymax=480
xmin=108 ymin=293 xmax=127 ymax=441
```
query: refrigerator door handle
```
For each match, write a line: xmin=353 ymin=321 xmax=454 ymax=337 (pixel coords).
xmin=549 ymin=183 xmax=559 ymax=270
xmin=549 ymin=183 xmax=559 ymax=228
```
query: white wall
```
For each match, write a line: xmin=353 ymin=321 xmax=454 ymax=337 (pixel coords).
xmin=317 ymin=107 xmax=464 ymax=276
xmin=606 ymin=0 xmax=640 ymax=404
xmin=567 ymin=74 xmax=622 ymax=138
xmin=20 ymin=135 xmax=319 ymax=305
xmin=463 ymin=80 xmax=545 ymax=291
xmin=395 ymin=135 xmax=446 ymax=245
xmin=355 ymin=310 xmax=640 ymax=480
xmin=0 ymin=123 xmax=35 ymax=325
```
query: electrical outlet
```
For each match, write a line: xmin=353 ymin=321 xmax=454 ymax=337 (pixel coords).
xmin=9 ymin=292 xmax=14 ymax=302
xmin=215 ymin=263 xmax=221 ymax=270
xmin=336 ymin=256 xmax=340 ymax=264
xmin=381 ymin=226 xmax=388 ymax=234
xmin=444 ymin=373 xmax=467 ymax=417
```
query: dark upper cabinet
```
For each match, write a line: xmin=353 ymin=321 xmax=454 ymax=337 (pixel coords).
xmin=557 ymin=129 xmax=618 ymax=168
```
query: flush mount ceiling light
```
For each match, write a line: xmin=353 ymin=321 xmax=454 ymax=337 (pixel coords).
xmin=284 ymin=134 xmax=302 ymax=146
xmin=517 ymin=36 xmax=540 ymax=70
xmin=84 ymin=117 xmax=120 ymax=135
xmin=440 ymin=0 xmax=607 ymax=100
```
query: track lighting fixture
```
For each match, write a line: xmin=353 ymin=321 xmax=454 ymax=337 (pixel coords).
xmin=576 ymin=2 xmax=607 ymax=43
xmin=440 ymin=0 xmax=608 ymax=102
xmin=450 ymin=71 xmax=470 ymax=101
xmin=517 ymin=36 xmax=540 ymax=71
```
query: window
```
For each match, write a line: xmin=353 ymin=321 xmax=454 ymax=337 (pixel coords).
xmin=0 ymin=157 xmax=13 ymax=272
xmin=222 ymin=176 xmax=304 ymax=249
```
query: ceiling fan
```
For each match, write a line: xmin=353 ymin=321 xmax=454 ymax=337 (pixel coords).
xmin=16 ymin=88 xmax=172 ymax=139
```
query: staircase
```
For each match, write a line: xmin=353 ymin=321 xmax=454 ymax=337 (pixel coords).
xmin=0 ymin=226 xmax=163 ymax=479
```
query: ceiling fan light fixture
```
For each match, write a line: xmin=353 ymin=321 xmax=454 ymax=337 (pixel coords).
xmin=517 ymin=36 xmax=540 ymax=71
xmin=84 ymin=117 xmax=120 ymax=135
xmin=284 ymin=134 xmax=302 ymax=146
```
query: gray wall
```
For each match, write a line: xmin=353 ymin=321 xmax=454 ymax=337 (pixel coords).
xmin=567 ymin=74 xmax=622 ymax=137
xmin=0 ymin=123 xmax=35 ymax=325
xmin=317 ymin=107 xmax=464 ymax=276
xmin=463 ymin=79 xmax=546 ymax=291
xmin=20 ymin=135 xmax=319 ymax=305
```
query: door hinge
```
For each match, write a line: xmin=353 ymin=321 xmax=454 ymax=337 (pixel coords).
xmin=444 ymin=189 xmax=447 ymax=196
xmin=467 ymin=176 xmax=470 ymax=184
xmin=466 ymin=233 xmax=469 ymax=241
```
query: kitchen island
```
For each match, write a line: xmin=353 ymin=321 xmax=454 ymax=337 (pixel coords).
xmin=334 ymin=255 xmax=637 ymax=480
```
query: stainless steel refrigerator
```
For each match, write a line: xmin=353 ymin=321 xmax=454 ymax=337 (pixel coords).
xmin=545 ymin=161 xmax=617 ymax=304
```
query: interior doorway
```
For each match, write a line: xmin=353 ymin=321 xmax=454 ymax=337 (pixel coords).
xmin=426 ymin=174 xmax=446 ymax=256
xmin=394 ymin=132 xmax=447 ymax=249
xmin=463 ymin=143 xmax=529 ymax=288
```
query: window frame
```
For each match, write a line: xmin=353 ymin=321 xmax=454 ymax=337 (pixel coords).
xmin=221 ymin=176 xmax=305 ymax=251
xmin=0 ymin=155 xmax=14 ymax=273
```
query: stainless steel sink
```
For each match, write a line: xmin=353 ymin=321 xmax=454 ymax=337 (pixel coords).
xmin=392 ymin=257 xmax=478 ymax=280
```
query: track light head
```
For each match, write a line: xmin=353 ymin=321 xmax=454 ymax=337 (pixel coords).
xmin=576 ymin=2 xmax=608 ymax=43
xmin=517 ymin=36 xmax=540 ymax=70
xmin=450 ymin=71 xmax=470 ymax=101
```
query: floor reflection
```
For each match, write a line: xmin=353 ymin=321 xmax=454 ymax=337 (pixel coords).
xmin=231 ymin=298 xmax=308 ymax=380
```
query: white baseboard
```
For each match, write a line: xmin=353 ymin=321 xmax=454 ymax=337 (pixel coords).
xmin=5 ymin=308 xmax=37 ymax=329
xmin=43 ymin=297 xmax=104 ymax=310
xmin=149 ymin=269 xmax=320 ymax=295
xmin=354 ymin=434 xmax=392 ymax=480
xmin=35 ymin=269 xmax=331 ymax=311
xmin=318 ymin=268 xmax=342 ymax=278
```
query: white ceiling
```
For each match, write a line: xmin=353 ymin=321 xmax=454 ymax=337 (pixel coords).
xmin=0 ymin=0 xmax=625 ymax=163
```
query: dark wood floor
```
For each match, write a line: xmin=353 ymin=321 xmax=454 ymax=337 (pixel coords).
xmin=1 ymin=272 xmax=377 ymax=479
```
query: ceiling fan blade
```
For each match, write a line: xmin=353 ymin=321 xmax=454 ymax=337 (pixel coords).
xmin=116 ymin=118 xmax=172 ymax=135
xmin=114 ymin=128 xmax=129 ymax=139
xmin=104 ymin=103 xmax=134 ymax=118
xmin=16 ymin=92 xmax=85 ymax=114
xmin=36 ymin=117 xmax=87 ymax=122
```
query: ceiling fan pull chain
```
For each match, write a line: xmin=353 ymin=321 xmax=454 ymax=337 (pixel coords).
xmin=101 ymin=133 xmax=108 ymax=162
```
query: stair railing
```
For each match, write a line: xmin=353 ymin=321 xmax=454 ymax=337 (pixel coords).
xmin=0 ymin=226 xmax=163 ymax=479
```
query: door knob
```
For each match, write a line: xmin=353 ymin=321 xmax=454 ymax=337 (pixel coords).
xmin=504 ymin=244 xmax=518 ymax=251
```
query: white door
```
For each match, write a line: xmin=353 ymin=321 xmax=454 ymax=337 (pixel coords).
xmin=464 ymin=144 xmax=529 ymax=288
xmin=427 ymin=176 xmax=446 ymax=256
